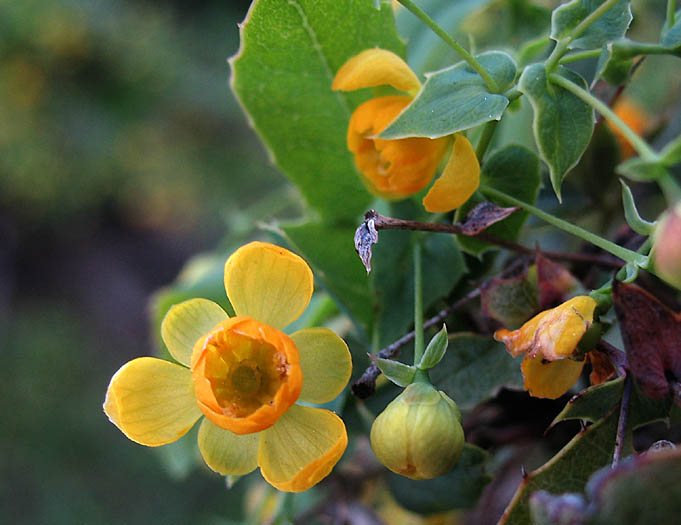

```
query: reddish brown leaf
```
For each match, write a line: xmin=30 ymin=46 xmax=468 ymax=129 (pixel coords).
xmin=458 ymin=201 xmax=519 ymax=236
xmin=612 ymin=281 xmax=681 ymax=400
xmin=535 ymin=253 xmax=579 ymax=308
xmin=588 ymin=349 xmax=616 ymax=385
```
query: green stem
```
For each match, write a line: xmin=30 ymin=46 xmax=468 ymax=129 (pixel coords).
xmin=545 ymin=0 xmax=621 ymax=71
xmin=549 ymin=73 xmax=658 ymax=161
xmin=559 ymin=49 xmax=602 ymax=64
xmin=659 ymin=172 xmax=681 ymax=203
xmin=396 ymin=0 xmax=500 ymax=93
xmin=475 ymin=120 xmax=499 ymax=160
xmin=611 ymin=40 xmax=673 ymax=58
xmin=412 ymin=240 xmax=425 ymax=366
xmin=479 ymin=184 xmax=649 ymax=266
xmin=668 ymin=0 xmax=677 ymax=26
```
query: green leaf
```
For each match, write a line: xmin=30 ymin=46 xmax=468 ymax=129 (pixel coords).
xmin=417 ymin=324 xmax=448 ymax=370
xmin=586 ymin=448 xmax=681 ymax=524
xmin=387 ymin=444 xmax=491 ymax=513
xmin=500 ymin=409 xmax=620 ymax=524
xmin=660 ymin=133 xmax=681 ymax=166
xmin=620 ymin=180 xmax=656 ymax=235
xmin=430 ymin=333 xmax=524 ymax=410
xmin=230 ymin=0 xmax=405 ymax=222
xmin=616 ymin=157 xmax=668 ymax=181
xmin=375 ymin=358 xmax=417 ymax=387
xmin=379 ymin=51 xmax=517 ymax=139
xmin=371 ymin=211 xmax=466 ymax=347
xmin=551 ymin=376 xmax=671 ymax=429
xmin=281 ymin=221 xmax=374 ymax=339
xmin=661 ymin=9 xmax=681 ymax=49
xmin=593 ymin=43 xmax=634 ymax=86
xmin=457 ymin=145 xmax=541 ymax=256
xmin=518 ymin=64 xmax=594 ymax=201
xmin=551 ymin=0 xmax=632 ymax=50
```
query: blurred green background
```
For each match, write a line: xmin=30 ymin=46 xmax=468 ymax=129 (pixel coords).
xmin=0 ymin=1 xmax=300 ymax=523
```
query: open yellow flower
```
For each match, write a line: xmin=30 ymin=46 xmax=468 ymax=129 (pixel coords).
xmin=333 ymin=48 xmax=479 ymax=212
xmin=494 ymin=296 xmax=597 ymax=399
xmin=104 ymin=242 xmax=352 ymax=492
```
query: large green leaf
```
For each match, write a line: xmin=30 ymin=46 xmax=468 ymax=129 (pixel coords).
xmin=457 ymin=145 xmax=541 ymax=256
xmin=230 ymin=0 xmax=404 ymax=222
xmin=500 ymin=409 xmax=621 ymax=524
xmin=518 ymin=64 xmax=593 ymax=201
xmin=430 ymin=333 xmax=524 ymax=410
xmin=380 ymin=51 xmax=517 ymax=139
xmin=387 ymin=444 xmax=491 ymax=513
xmin=551 ymin=0 xmax=632 ymax=50
xmin=281 ymin=221 xmax=374 ymax=339
xmin=552 ymin=376 xmax=672 ymax=429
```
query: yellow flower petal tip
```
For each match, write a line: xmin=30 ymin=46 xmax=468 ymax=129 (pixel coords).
xmin=332 ymin=48 xmax=421 ymax=94
xmin=423 ymin=134 xmax=480 ymax=213
xmin=224 ymin=241 xmax=314 ymax=330
xmin=521 ymin=354 xmax=585 ymax=399
xmin=258 ymin=405 xmax=348 ymax=492
xmin=103 ymin=357 xmax=202 ymax=447
xmin=348 ymin=95 xmax=449 ymax=198
xmin=192 ymin=316 xmax=302 ymax=435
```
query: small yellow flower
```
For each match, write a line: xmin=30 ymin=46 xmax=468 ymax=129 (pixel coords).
xmin=494 ymin=296 xmax=597 ymax=399
xmin=608 ymin=98 xmax=651 ymax=159
xmin=104 ymin=242 xmax=352 ymax=492
xmin=333 ymin=48 xmax=479 ymax=212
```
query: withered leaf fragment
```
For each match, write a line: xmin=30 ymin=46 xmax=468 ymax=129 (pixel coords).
xmin=458 ymin=201 xmax=519 ymax=236
xmin=612 ymin=280 xmax=681 ymax=402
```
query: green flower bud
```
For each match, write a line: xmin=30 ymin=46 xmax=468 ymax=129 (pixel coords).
xmin=653 ymin=203 xmax=681 ymax=290
xmin=370 ymin=382 xmax=464 ymax=480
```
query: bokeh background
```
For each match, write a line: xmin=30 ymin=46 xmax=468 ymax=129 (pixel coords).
xmin=0 ymin=1 xmax=301 ymax=523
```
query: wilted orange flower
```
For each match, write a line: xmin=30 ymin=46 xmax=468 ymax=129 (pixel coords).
xmin=333 ymin=48 xmax=479 ymax=212
xmin=104 ymin=242 xmax=352 ymax=492
xmin=494 ymin=296 xmax=598 ymax=399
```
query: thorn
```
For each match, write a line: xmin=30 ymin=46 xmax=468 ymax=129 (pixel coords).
xmin=521 ymin=465 xmax=528 ymax=479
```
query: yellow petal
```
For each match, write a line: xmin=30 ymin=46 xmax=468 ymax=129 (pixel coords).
xmin=224 ymin=242 xmax=313 ymax=330
xmin=533 ymin=296 xmax=597 ymax=361
xmin=332 ymin=48 xmax=420 ymax=94
xmin=197 ymin=418 xmax=260 ymax=475
xmin=161 ymin=298 xmax=229 ymax=366
xmin=258 ymin=405 xmax=348 ymax=492
xmin=521 ymin=354 xmax=585 ymax=399
xmin=291 ymin=328 xmax=352 ymax=404
xmin=103 ymin=357 xmax=201 ymax=446
xmin=423 ymin=134 xmax=480 ymax=213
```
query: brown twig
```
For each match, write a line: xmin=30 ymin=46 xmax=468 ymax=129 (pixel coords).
xmin=351 ymin=288 xmax=481 ymax=398
xmin=367 ymin=210 xmax=623 ymax=268
xmin=612 ymin=372 xmax=632 ymax=468
xmin=595 ymin=339 xmax=628 ymax=377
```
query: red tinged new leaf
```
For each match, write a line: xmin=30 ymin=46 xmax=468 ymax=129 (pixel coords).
xmin=612 ymin=281 xmax=681 ymax=401
xmin=535 ymin=253 xmax=579 ymax=309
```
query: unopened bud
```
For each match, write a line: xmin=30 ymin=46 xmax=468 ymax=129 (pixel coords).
xmin=653 ymin=203 xmax=681 ymax=289
xmin=370 ymin=382 xmax=464 ymax=480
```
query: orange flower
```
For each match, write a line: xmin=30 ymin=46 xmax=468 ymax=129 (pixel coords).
xmin=333 ymin=48 xmax=479 ymax=212
xmin=104 ymin=242 xmax=352 ymax=492
xmin=494 ymin=296 xmax=597 ymax=399
xmin=609 ymin=98 xmax=650 ymax=159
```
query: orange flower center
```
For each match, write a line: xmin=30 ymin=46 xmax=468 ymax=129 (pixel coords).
xmin=191 ymin=317 xmax=302 ymax=434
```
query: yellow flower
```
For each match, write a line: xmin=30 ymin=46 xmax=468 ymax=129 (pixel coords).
xmin=333 ymin=48 xmax=479 ymax=212
xmin=104 ymin=242 xmax=352 ymax=492
xmin=494 ymin=296 xmax=597 ymax=399
xmin=608 ymin=98 xmax=651 ymax=159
